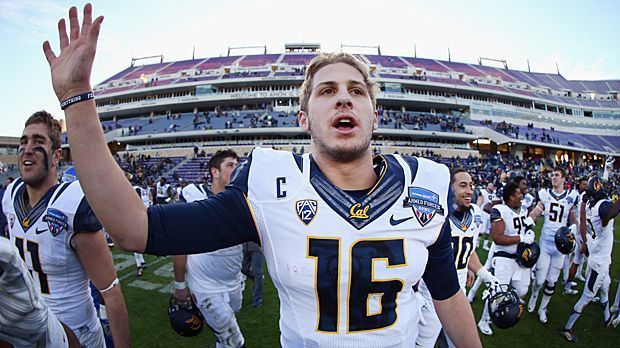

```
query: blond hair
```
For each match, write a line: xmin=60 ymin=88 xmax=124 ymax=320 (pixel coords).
xmin=299 ymin=52 xmax=378 ymax=112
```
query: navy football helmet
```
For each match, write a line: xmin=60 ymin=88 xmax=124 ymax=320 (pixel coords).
xmin=516 ymin=241 xmax=540 ymax=268
xmin=554 ymin=226 xmax=575 ymax=255
xmin=585 ymin=176 xmax=606 ymax=203
xmin=168 ymin=295 xmax=204 ymax=337
xmin=488 ymin=284 xmax=523 ymax=329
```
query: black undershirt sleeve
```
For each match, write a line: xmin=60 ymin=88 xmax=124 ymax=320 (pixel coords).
xmin=74 ymin=197 xmax=103 ymax=232
xmin=145 ymin=187 xmax=259 ymax=256
xmin=422 ymin=221 xmax=461 ymax=301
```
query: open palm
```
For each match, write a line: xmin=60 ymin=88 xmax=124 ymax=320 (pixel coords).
xmin=43 ymin=3 xmax=104 ymax=101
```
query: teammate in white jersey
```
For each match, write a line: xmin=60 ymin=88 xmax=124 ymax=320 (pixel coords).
xmin=527 ymin=167 xmax=579 ymax=323
xmin=133 ymin=179 xmax=151 ymax=276
xmin=467 ymin=175 xmax=530 ymax=304
xmin=173 ymin=150 xmax=246 ymax=348
xmin=563 ymin=177 xmax=589 ymax=294
xmin=44 ymin=8 xmax=481 ymax=346
xmin=476 ymin=182 xmax=496 ymax=251
xmin=477 ymin=181 xmax=536 ymax=336
xmin=155 ymin=177 xmax=173 ymax=204
xmin=0 ymin=111 xmax=130 ymax=347
xmin=0 ymin=236 xmax=81 ymax=347
xmin=416 ymin=169 xmax=499 ymax=347
xmin=563 ymin=176 xmax=620 ymax=342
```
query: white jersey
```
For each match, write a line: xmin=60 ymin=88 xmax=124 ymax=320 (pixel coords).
xmin=156 ymin=182 xmax=170 ymax=198
xmin=585 ymin=199 xmax=614 ymax=271
xmin=537 ymin=188 xmax=578 ymax=243
xmin=134 ymin=185 xmax=151 ymax=207
xmin=521 ymin=193 xmax=534 ymax=214
xmin=491 ymin=204 xmax=528 ymax=254
xmin=181 ymin=183 xmax=243 ymax=292
xmin=1 ymin=179 xmax=101 ymax=333
xmin=242 ymin=148 xmax=451 ymax=347
xmin=0 ymin=236 xmax=69 ymax=347
xmin=449 ymin=204 xmax=483 ymax=289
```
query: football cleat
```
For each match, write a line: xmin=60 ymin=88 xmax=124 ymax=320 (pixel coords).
xmin=612 ymin=311 xmax=620 ymax=328
xmin=478 ymin=319 xmax=493 ymax=336
xmin=605 ymin=311 xmax=618 ymax=328
xmin=527 ymin=293 xmax=538 ymax=313
xmin=538 ymin=309 xmax=548 ymax=324
xmin=563 ymin=288 xmax=578 ymax=295
xmin=562 ymin=329 xmax=578 ymax=343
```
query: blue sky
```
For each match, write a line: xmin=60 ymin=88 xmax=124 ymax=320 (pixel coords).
xmin=1 ymin=0 xmax=618 ymax=137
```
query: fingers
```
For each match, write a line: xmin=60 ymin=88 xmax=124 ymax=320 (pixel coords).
xmin=42 ymin=41 xmax=57 ymax=65
xmin=89 ymin=15 xmax=104 ymax=41
xmin=81 ymin=3 xmax=93 ymax=37
xmin=69 ymin=6 xmax=80 ymax=42
xmin=58 ymin=19 xmax=69 ymax=50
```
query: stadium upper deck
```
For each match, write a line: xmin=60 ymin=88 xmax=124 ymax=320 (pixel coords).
xmin=85 ymin=50 xmax=619 ymax=158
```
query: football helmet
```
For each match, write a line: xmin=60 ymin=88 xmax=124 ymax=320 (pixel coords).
xmin=168 ymin=294 xmax=204 ymax=337
xmin=554 ymin=226 xmax=575 ymax=255
xmin=585 ymin=176 xmax=606 ymax=203
xmin=516 ymin=241 xmax=540 ymax=268
xmin=487 ymin=284 xmax=523 ymax=329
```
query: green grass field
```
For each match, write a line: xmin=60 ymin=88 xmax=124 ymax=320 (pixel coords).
xmin=113 ymin=219 xmax=620 ymax=347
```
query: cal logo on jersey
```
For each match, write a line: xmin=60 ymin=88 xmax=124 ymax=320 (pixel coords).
xmin=403 ymin=187 xmax=444 ymax=227
xmin=296 ymin=199 xmax=317 ymax=225
xmin=43 ymin=208 xmax=69 ymax=237
xmin=349 ymin=203 xmax=370 ymax=220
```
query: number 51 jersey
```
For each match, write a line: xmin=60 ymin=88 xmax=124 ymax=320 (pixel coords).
xmin=1 ymin=179 xmax=101 ymax=332
xmin=236 ymin=148 xmax=452 ymax=348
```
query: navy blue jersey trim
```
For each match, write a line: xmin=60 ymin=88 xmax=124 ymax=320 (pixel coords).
xmin=293 ymin=152 xmax=303 ymax=173
xmin=549 ymin=188 xmax=568 ymax=201
xmin=11 ymin=178 xmax=23 ymax=198
xmin=74 ymin=196 xmax=102 ymax=232
xmin=400 ymin=156 xmax=419 ymax=184
xmin=51 ymin=182 xmax=71 ymax=205
xmin=309 ymin=154 xmax=405 ymax=230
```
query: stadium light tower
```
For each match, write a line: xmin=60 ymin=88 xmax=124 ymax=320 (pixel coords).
xmin=227 ymin=45 xmax=267 ymax=56
xmin=131 ymin=54 xmax=164 ymax=67
xmin=478 ymin=57 xmax=508 ymax=69
xmin=340 ymin=44 xmax=381 ymax=55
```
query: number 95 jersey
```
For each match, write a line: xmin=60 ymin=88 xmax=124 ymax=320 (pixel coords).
xmin=235 ymin=148 xmax=453 ymax=348
xmin=1 ymin=179 xmax=101 ymax=332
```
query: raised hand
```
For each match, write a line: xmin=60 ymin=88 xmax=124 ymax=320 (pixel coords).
xmin=42 ymin=3 xmax=104 ymax=102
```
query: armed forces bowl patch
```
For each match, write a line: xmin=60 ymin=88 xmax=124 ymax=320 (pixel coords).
xmin=403 ymin=187 xmax=444 ymax=227
xmin=296 ymin=199 xmax=317 ymax=226
xmin=43 ymin=208 xmax=69 ymax=236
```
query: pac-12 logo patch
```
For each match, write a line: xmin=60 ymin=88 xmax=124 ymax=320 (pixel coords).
xmin=8 ymin=214 xmax=15 ymax=229
xmin=403 ymin=187 xmax=445 ymax=227
xmin=43 ymin=208 xmax=69 ymax=237
xmin=296 ymin=199 xmax=317 ymax=225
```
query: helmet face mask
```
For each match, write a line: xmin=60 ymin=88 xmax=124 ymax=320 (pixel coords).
xmin=554 ymin=226 xmax=575 ymax=255
xmin=168 ymin=295 xmax=204 ymax=337
xmin=488 ymin=284 xmax=523 ymax=329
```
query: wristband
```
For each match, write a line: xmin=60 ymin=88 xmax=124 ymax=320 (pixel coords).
xmin=99 ymin=278 xmax=119 ymax=294
xmin=174 ymin=281 xmax=187 ymax=290
xmin=60 ymin=91 xmax=94 ymax=110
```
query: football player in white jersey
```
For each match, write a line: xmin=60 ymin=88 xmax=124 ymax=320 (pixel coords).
xmin=416 ymin=169 xmax=499 ymax=347
xmin=563 ymin=177 xmax=589 ymax=294
xmin=155 ymin=177 xmax=173 ymax=204
xmin=173 ymin=149 xmax=246 ymax=348
xmin=467 ymin=175 xmax=530 ymax=304
xmin=133 ymin=178 xmax=151 ymax=276
xmin=0 ymin=236 xmax=80 ymax=347
xmin=44 ymin=7 xmax=481 ymax=346
xmin=477 ymin=181 xmax=535 ymax=336
xmin=476 ymin=182 xmax=496 ymax=251
xmin=563 ymin=176 xmax=620 ymax=342
xmin=527 ymin=167 xmax=579 ymax=323
xmin=0 ymin=111 xmax=130 ymax=347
